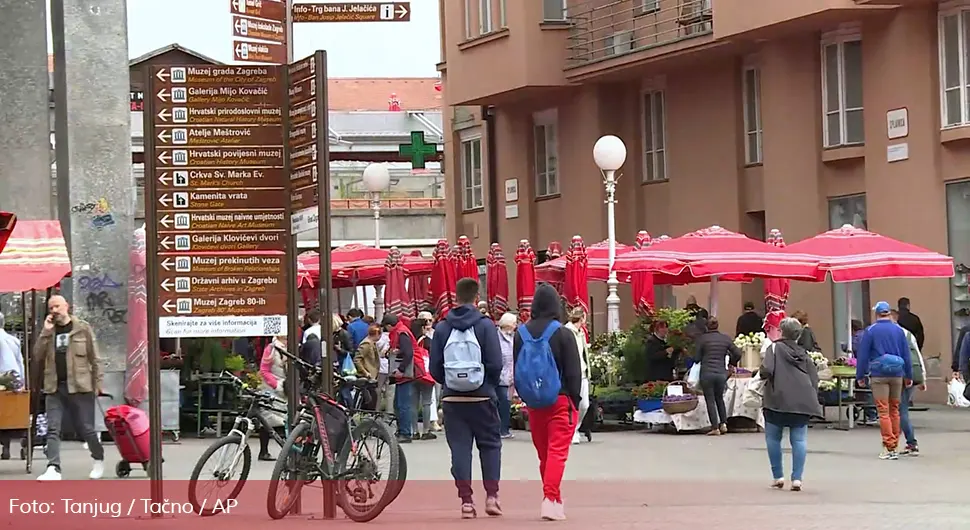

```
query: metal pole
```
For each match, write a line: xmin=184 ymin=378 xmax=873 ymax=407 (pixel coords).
xmin=372 ymin=191 xmax=384 ymax=320
xmin=604 ymin=170 xmax=620 ymax=332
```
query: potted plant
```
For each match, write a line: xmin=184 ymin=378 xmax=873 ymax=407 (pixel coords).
xmin=830 ymin=356 xmax=857 ymax=378
xmin=632 ymin=381 xmax=668 ymax=413
xmin=224 ymin=354 xmax=246 ymax=377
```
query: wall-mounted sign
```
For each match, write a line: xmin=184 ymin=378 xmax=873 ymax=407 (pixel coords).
xmin=887 ymin=108 xmax=908 ymax=140
xmin=505 ymin=204 xmax=519 ymax=219
xmin=887 ymin=142 xmax=909 ymax=163
xmin=504 ymin=178 xmax=518 ymax=202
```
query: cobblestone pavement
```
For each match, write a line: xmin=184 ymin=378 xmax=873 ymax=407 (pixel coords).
xmin=3 ymin=407 xmax=970 ymax=528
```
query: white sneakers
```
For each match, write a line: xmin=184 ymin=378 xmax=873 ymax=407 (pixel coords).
xmin=571 ymin=433 xmax=582 ymax=445
xmin=37 ymin=460 xmax=104 ymax=481
xmin=90 ymin=460 xmax=104 ymax=479
xmin=540 ymin=498 xmax=566 ymax=521
xmin=37 ymin=466 xmax=61 ymax=481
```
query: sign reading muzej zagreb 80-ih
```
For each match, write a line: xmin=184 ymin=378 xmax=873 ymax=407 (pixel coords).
xmin=148 ymin=65 xmax=289 ymax=338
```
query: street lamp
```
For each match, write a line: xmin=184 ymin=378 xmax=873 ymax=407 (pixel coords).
xmin=362 ymin=163 xmax=391 ymax=320
xmin=593 ymin=135 xmax=627 ymax=333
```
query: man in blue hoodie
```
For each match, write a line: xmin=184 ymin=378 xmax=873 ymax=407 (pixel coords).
xmin=856 ymin=301 xmax=913 ymax=460
xmin=346 ymin=308 xmax=369 ymax=349
xmin=430 ymin=277 xmax=504 ymax=519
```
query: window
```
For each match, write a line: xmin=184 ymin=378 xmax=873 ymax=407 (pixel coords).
xmin=939 ymin=8 xmax=970 ymax=127
xmin=533 ymin=109 xmax=559 ymax=197
xmin=543 ymin=0 xmax=566 ymax=21
xmin=829 ymin=195 xmax=870 ymax=353
xmin=641 ymin=0 xmax=660 ymax=14
xmin=464 ymin=0 xmax=472 ymax=38
xmin=461 ymin=135 xmax=483 ymax=210
xmin=641 ymin=90 xmax=667 ymax=182
xmin=821 ymin=34 xmax=863 ymax=147
xmin=499 ymin=0 xmax=506 ymax=27
xmin=479 ymin=0 xmax=492 ymax=34
xmin=742 ymin=66 xmax=763 ymax=164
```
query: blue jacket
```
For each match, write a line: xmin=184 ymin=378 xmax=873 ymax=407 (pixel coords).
xmin=347 ymin=319 xmax=369 ymax=350
xmin=856 ymin=319 xmax=913 ymax=380
xmin=429 ymin=304 xmax=503 ymax=400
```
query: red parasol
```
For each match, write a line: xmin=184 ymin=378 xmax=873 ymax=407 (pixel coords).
xmin=383 ymin=247 xmax=409 ymax=318
xmin=298 ymin=244 xmax=433 ymax=287
xmin=125 ymin=226 xmax=148 ymax=406
xmin=486 ymin=243 xmax=509 ymax=320
xmin=456 ymin=235 xmax=478 ymax=279
xmin=536 ymin=239 xmax=635 ymax=283
xmin=783 ymin=224 xmax=954 ymax=282
xmin=563 ymin=236 xmax=589 ymax=313
xmin=515 ymin=239 xmax=537 ymax=321
xmin=631 ymin=230 xmax=656 ymax=316
xmin=544 ymin=241 xmax=564 ymax=292
xmin=613 ymin=225 xmax=822 ymax=281
xmin=430 ymin=239 xmax=456 ymax=317
xmin=0 ymin=212 xmax=15 ymax=254
xmin=764 ymin=229 xmax=791 ymax=311
xmin=405 ymin=249 xmax=431 ymax=319
xmin=0 ymin=220 xmax=71 ymax=292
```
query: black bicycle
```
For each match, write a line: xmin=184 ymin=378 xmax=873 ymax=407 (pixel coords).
xmin=187 ymin=372 xmax=291 ymax=516
xmin=266 ymin=348 xmax=401 ymax=522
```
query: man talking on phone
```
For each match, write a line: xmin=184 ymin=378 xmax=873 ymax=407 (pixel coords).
xmin=32 ymin=294 xmax=105 ymax=481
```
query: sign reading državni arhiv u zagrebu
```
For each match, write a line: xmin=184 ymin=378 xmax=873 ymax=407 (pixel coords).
xmin=146 ymin=64 xmax=290 ymax=339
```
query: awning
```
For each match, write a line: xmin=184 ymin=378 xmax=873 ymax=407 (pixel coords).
xmin=0 ymin=220 xmax=71 ymax=292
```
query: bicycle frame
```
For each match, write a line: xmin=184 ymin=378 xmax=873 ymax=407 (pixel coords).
xmin=212 ymin=387 xmax=292 ymax=477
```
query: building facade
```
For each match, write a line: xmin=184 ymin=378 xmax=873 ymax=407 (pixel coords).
xmin=439 ymin=0 xmax=969 ymax=387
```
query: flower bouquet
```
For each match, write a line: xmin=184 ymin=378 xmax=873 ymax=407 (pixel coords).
xmin=734 ymin=332 xmax=766 ymax=370
xmin=632 ymin=381 xmax=668 ymax=413
xmin=510 ymin=398 xmax=529 ymax=430
xmin=817 ymin=378 xmax=851 ymax=406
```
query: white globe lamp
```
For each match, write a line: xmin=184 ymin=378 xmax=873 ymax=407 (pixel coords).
xmin=593 ymin=135 xmax=627 ymax=171
xmin=362 ymin=163 xmax=391 ymax=192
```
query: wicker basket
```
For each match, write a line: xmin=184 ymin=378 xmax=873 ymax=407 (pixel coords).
xmin=661 ymin=382 xmax=699 ymax=415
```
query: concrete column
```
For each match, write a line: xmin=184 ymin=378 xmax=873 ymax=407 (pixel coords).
xmin=862 ymin=7 xmax=950 ymax=378
xmin=759 ymin=36 xmax=831 ymax=346
xmin=50 ymin=0 xmax=133 ymax=390
xmin=0 ymin=0 xmax=52 ymax=218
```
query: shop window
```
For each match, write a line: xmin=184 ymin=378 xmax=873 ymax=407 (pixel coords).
xmin=946 ymin=181 xmax=970 ymax=349
xmin=829 ymin=195 xmax=870 ymax=353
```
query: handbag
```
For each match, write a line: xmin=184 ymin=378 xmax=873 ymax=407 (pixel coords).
xmin=742 ymin=372 xmax=766 ymax=409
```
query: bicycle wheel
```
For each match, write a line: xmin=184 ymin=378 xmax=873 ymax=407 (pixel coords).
xmin=266 ymin=422 xmax=314 ymax=520
xmin=337 ymin=417 xmax=400 ymax=522
xmin=188 ymin=434 xmax=251 ymax=517
xmin=386 ymin=443 xmax=407 ymax=504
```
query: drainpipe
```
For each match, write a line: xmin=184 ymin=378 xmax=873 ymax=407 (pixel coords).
xmin=482 ymin=105 xmax=499 ymax=244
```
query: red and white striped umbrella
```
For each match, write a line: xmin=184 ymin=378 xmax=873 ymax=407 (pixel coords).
xmin=764 ymin=229 xmax=790 ymax=311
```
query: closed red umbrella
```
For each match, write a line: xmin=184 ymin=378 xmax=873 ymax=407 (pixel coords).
xmin=383 ymin=247 xmax=409 ymax=318
xmin=456 ymin=235 xmax=478 ymax=279
xmin=764 ymin=229 xmax=791 ymax=312
xmin=430 ymin=239 xmax=456 ymax=317
xmin=784 ymin=224 xmax=954 ymax=282
xmin=544 ymin=241 xmax=564 ymax=292
xmin=515 ymin=239 xmax=537 ymax=321
xmin=536 ymin=239 xmax=634 ymax=283
xmin=614 ymin=225 xmax=821 ymax=281
xmin=125 ymin=226 xmax=147 ymax=406
xmin=486 ymin=243 xmax=509 ymax=320
xmin=563 ymin=235 xmax=589 ymax=313
xmin=631 ymin=230 xmax=656 ymax=316
xmin=406 ymin=249 xmax=431 ymax=319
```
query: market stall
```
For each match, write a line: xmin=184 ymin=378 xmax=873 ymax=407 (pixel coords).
xmin=633 ymin=377 xmax=764 ymax=432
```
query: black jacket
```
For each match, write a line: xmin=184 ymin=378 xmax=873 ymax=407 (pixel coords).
xmin=897 ymin=309 xmax=924 ymax=351
xmin=735 ymin=311 xmax=763 ymax=337
xmin=954 ymin=324 xmax=970 ymax=373
xmin=430 ymin=304 xmax=503 ymax=399
xmin=693 ymin=330 xmax=742 ymax=379
xmin=644 ymin=334 xmax=679 ymax=382
xmin=512 ymin=283 xmax=582 ymax=408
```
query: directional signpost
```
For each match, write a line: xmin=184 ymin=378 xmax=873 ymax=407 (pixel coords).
xmin=292 ymin=2 xmax=411 ymax=23
xmin=230 ymin=0 xmax=288 ymax=64
xmin=288 ymin=51 xmax=329 ymax=235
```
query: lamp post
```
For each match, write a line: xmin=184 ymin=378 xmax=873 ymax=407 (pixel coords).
xmin=593 ymin=135 xmax=627 ymax=333
xmin=362 ymin=163 xmax=390 ymax=320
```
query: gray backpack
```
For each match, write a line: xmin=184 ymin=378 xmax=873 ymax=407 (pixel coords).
xmin=443 ymin=327 xmax=484 ymax=391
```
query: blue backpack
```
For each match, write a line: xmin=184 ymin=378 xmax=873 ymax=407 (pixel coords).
xmin=514 ymin=321 xmax=562 ymax=408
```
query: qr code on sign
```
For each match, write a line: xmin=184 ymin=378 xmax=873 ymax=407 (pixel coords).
xmin=262 ymin=316 xmax=283 ymax=336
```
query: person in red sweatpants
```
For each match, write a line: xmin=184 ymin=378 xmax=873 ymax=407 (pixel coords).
xmin=513 ymin=284 xmax=582 ymax=521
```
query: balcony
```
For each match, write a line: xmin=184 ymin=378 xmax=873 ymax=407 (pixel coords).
xmin=712 ymin=0 xmax=892 ymax=40
xmin=565 ymin=0 xmax=713 ymax=70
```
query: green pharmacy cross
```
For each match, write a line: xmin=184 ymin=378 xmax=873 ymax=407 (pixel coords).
xmin=399 ymin=131 xmax=438 ymax=169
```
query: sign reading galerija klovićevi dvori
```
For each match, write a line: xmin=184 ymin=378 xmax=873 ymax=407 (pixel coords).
xmin=147 ymin=64 xmax=292 ymax=339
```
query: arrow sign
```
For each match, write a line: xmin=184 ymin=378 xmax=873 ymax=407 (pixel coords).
xmin=157 ymin=151 xmax=170 ymax=164
xmin=234 ymin=43 xmax=247 ymax=59
xmin=234 ymin=18 xmax=245 ymax=34
xmin=157 ymin=88 xmax=169 ymax=102
xmin=160 ymin=215 xmax=172 ymax=228
xmin=157 ymin=130 xmax=170 ymax=143
xmin=162 ymin=300 xmax=176 ymax=313
xmin=157 ymin=108 xmax=169 ymax=122
xmin=230 ymin=0 xmax=244 ymax=12
xmin=161 ymin=257 xmax=173 ymax=271
xmin=160 ymin=279 xmax=174 ymax=292
xmin=396 ymin=3 xmax=408 ymax=19
xmin=155 ymin=69 xmax=170 ymax=82
xmin=158 ymin=172 xmax=171 ymax=185
xmin=158 ymin=194 xmax=172 ymax=207
xmin=160 ymin=236 xmax=173 ymax=250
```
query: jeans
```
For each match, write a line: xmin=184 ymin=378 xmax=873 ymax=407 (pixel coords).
xmin=46 ymin=383 xmax=104 ymax=470
xmin=700 ymin=375 xmax=728 ymax=429
xmin=899 ymin=384 xmax=917 ymax=447
xmin=394 ymin=382 xmax=413 ymax=437
xmin=442 ymin=400 xmax=502 ymax=503
xmin=411 ymin=382 xmax=434 ymax=435
xmin=764 ymin=422 xmax=807 ymax=481
xmin=496 ymin=385 xmax=511 ymax=435
xmin=870 ymin=377 xmax=903 ymax=450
